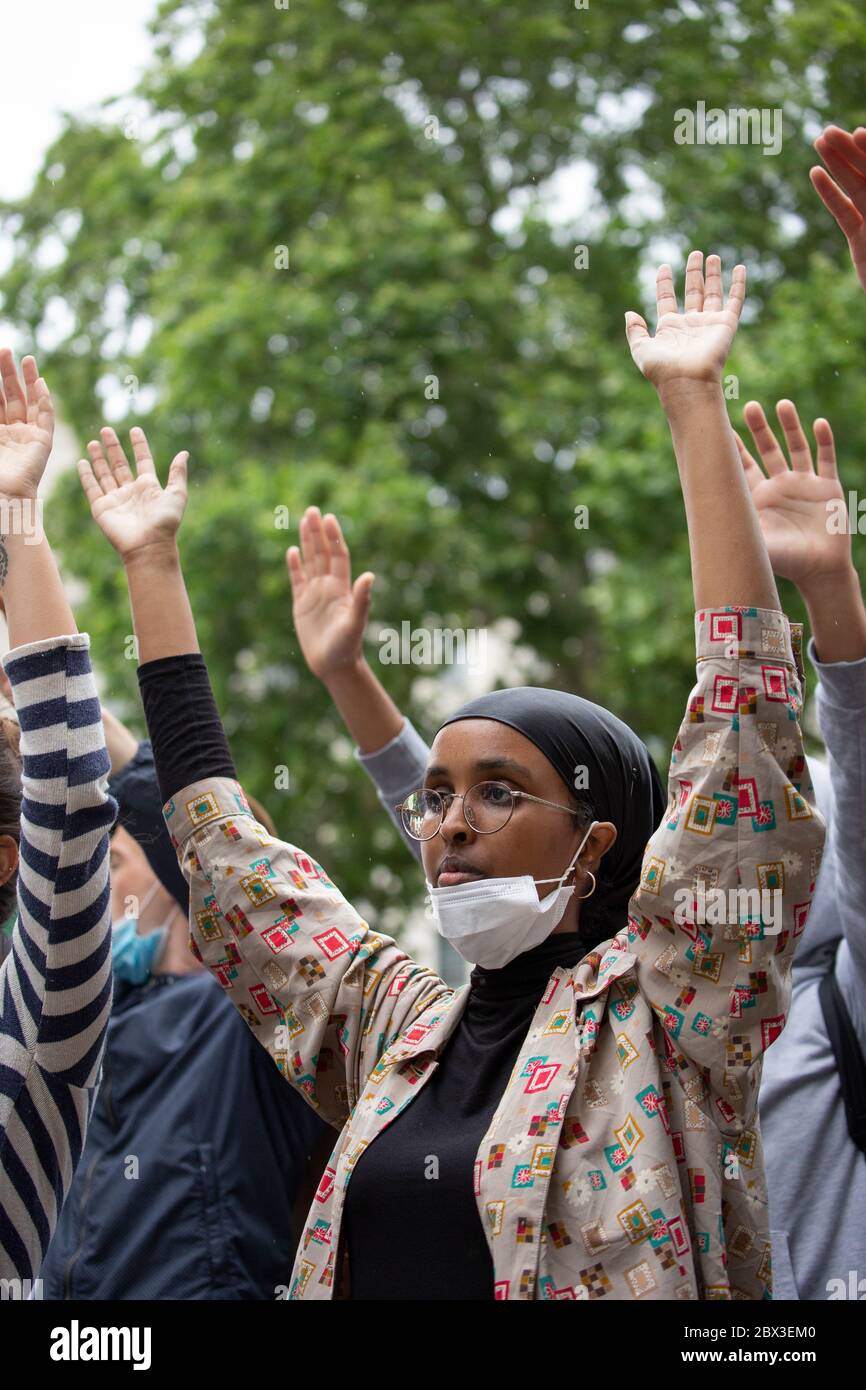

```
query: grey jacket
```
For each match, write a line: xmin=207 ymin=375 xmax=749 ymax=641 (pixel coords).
xmin=759 ymin=638 xmax=866 ymax=1301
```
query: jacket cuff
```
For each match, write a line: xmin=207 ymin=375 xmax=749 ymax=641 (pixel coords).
xmin=353 ymin=717 xmax=430 ymax=801
xmin=807 ymin=635 xmax=866 ymax=711
xmin=695 ymin=607 xmax=799 ymax=674
xmin=163 ymin=776 xmax=255 ymax=852
xmin=3 ymin=631 xmax=90 ymax=672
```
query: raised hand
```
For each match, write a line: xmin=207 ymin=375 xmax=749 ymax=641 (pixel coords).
xmin=0 ymin=349 xmax=54 ymax=499
xmin=811 ymin=124 xmax=866 ymax=294
xmin=287 ymin=507 xmax=374 ymax=682
xmin=77 ymin=426 xmax=189 ymax=558
xmin=625 ymin=251 xmax=746 ymax=388
xmin=733 ymin=401 xmax=850 ymax=594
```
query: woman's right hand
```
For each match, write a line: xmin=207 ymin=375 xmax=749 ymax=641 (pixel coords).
xmin=77 ymin=426 xmax=189 ymax=560
xmin=287 ymin=507 xmax=375 ymax=682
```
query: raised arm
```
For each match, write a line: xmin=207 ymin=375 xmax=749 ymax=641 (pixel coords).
xmin=626 ymin=252 xmax=778 ymax=611
xmin=288 ymin=506 xmax=427 ymax=864
xmin=77 ymin=433 xmax=454 ymax=1129
xmin=621 ymin=259 xmax=825 ymax=1135
xmin=735 ymin=401 xmax=866 ymax=1001
xmin=0 ymin=350 xmax=116 ymax=1282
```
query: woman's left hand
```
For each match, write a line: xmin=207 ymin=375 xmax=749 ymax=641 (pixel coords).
xmin=625 ymin=251 xmax=746 ymax=388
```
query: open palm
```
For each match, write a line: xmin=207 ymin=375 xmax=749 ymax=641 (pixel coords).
xmin=734 ymin=400 xmax=850 ymax=591
xmin=626 ymin=252 xmax=746 ymax=386
xmin=0 ymin=349 xmax=54 ymax=497
xmin=77 ymin=426 xmax=188 ymax=557
xmin=287 ymin=507 xmax=374 ymax=681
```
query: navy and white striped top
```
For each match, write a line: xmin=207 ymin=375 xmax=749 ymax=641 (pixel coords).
xmin=0 ymin=634 xmax=117 ymax=1282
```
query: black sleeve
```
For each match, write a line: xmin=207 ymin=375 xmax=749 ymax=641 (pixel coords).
xmin=109 ymin=740 xmax=191 ymax=914
xmin=136 ymin=653 xmax=237 ymax=805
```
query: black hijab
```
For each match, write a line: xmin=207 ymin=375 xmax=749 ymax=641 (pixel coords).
xmin=433 ymin=686 xmax=667 ymax=951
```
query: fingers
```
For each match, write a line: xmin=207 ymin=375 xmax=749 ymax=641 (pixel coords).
xmin=814 ymin=128 xmax=866 ymax=211
xmin=810 ymin=165 xmax=864 ymax=239
xmin=774 ymin=399 xmax=813 ymax=473
xmin=322 ymin=512 xmax=351 ymax=586
xmin=300 ymin=507 xmax=329 ymax=579
xmin=23 ymin=358 xmax=54 ymax=433
xmin=22 ymin=356 xmax=41 ymax=423
xmin=286 ymin=545 xmax=306 ymax=600
xmin=683 ymin=249 xmax=704 ymax=313
xmin=812 ymin=417 xmax=838 ymax=480
xmin=732 ymin=430 xmax=764 ymax=493
xmin=725 ymin=263 xmax=747 ymax=320
xmin=86 ymin=438 xmax=118 ymax=493
xmin=77 ymin=458 xmax=106 ymax=509
xmin=352 ymin=571 xmax=375 ymax=619
xmin=293 ymin=507 xmax=354 ymax=592
xmin=0 ymin=348 xmax=27 ymax=425
xmin=166 ymin=450 xmax=189 ymax=502
xmin=624 ymin=311 xmax=649 ymax=354
xmin=127 ymin=426 xmax=157 ymax=477
xmin=99 ymin=426 xmax=136 ymax=485
xmin=743 ymin=401 xmax=789 ymax=477
xmin=703 ymin=254 xmax=723 ymax=311
xmin=655 ymin=264 xmax=678 ymax=319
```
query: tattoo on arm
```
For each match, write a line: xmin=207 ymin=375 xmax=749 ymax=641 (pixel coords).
xmin=0 ymin=536 xmax=7 ymax=589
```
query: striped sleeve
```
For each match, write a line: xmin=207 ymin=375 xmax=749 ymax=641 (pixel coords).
xmin=0 ymin=634 xmax=117 ymax=1283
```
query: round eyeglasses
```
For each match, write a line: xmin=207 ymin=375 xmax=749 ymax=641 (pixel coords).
xmin=396 ymin=780 xmax=577 ymax=841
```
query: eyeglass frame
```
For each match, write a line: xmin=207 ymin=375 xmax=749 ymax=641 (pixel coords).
xmin=395 ymin=779 xmax=581 ymax=841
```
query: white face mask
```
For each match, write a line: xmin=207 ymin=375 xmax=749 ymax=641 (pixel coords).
xmin=424 ymin=820 xmax=598 ymax=969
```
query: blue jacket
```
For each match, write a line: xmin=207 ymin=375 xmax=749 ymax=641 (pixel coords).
xmin=40 ymin=969 xmax=328 ymax=1299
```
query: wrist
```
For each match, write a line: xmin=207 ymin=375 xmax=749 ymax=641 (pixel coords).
xmin=657 ymin=378 xmax=725 ymax=416
xmin=0 ymin=487 xmax=40 ymax=505
xmin=123 ymin=539 xmax=181 ymax=573
xmin=321 ymin=653 xmax=369 ymax=693
xmin=798 ymin=562 xmax=861 ymax=610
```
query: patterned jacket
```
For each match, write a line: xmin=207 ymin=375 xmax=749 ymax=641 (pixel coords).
xmin=164 ymin=607 xmax=825 ymax=1300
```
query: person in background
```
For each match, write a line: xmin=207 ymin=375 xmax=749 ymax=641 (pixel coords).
xmin=733 ymin=400 xmax=866 ymax=1300
xmin=286 ymin=507 xmax=467 ymax=983
xmin=39 ymin=704 xmax=332 ymax=1299
xmin=722 ymin=113 xmax=866 ymax=1302
xmin=0 ymin=349 xmax=116 ymax=1284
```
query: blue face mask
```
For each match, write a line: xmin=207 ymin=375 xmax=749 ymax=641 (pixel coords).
xmin=112 ymin=917 xmax=168 ymax=984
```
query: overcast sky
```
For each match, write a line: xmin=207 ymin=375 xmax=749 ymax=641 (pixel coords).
xmin=4 ymin=0 xmax=157 ymax=202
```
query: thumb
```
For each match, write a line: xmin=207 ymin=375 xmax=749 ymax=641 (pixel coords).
xmin=352 ymin=572 xmax=375 ymax=613
xmin=167 ymin=451 xmax=189 ymax=499
xmin=624 ymin=311 xmax=649 ymax=352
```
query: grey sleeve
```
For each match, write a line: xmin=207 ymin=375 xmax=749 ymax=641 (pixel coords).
xmin=354 ymin=717 xmax=431 ymax=866
xmin=808 ymin=636 xmax=866 ymax=1041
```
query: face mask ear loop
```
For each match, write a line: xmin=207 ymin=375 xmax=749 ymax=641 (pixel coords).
xmin=534 ymin=820 xmax=599 ymax=890
xmin=134 ymin=876 xmax=180 ymax=935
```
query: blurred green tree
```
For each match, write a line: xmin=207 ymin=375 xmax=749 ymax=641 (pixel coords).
xmin=1 ymin=0 xmax=864 ymax=924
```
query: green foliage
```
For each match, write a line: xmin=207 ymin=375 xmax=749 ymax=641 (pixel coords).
xmin=1 ymin=0 xmax=864 ymax=917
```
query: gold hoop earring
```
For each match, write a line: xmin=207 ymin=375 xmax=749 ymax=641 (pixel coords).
xmin=575 ymin=870 xmax=596 ymax=901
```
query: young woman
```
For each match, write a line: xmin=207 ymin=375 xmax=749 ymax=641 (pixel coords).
xmin=77 ymin=253 xmax=825 ymax=1300
xmin=0 ymin=350 xmax=117 ymax=1283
